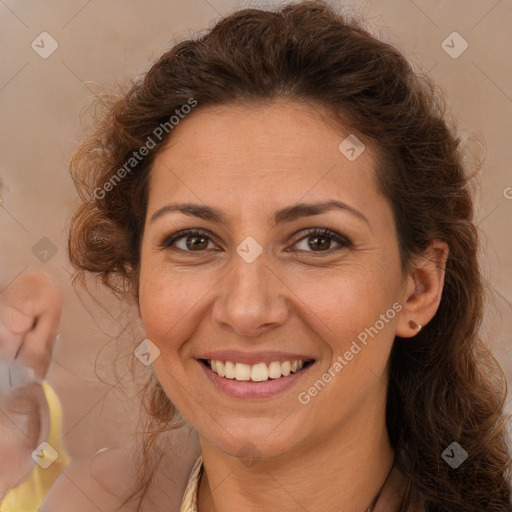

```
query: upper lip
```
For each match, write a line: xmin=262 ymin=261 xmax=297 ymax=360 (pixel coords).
xmin=196 ymin=351 xmax=316 ymax=366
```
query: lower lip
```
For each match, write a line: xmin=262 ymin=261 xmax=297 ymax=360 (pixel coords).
xmin=198 ymin=360 xmax=314 ymax=399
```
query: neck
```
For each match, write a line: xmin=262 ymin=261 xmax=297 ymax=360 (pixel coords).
xmin=196 ymin=391 xmax=397 ymax=512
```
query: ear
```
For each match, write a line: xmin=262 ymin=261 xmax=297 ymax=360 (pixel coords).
xmin=395 ymin=240 xmax=449 ymax=338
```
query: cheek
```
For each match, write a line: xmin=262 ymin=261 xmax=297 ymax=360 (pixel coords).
xmin=138 ymin=260 xmax=214 ymax=350
xmin=139 ymin=279 xmax=184 ymax=346
xmin=288 ymin=269 xmax=399 ymax=428
xmin=294 ymin=264 xmax=399 ymax=356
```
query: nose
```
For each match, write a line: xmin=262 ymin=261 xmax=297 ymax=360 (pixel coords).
xmin=211 ymin=253 xmax=290 ymax=338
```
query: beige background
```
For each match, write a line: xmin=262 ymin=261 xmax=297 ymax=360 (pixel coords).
xmin=0 ymin=0 xmax=511 ymax=463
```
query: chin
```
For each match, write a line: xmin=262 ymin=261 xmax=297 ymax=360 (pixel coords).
xmin=205 ymin=428 xmax=304 ymax=463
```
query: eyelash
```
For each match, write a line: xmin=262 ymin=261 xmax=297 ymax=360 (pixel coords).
xmin=159 ymin=228 xmax=353 ymax=255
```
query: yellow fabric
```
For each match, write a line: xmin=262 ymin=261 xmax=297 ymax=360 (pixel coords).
xmin=180 ymin=455 xmax=204 ymax=512
xmin=0 ymin=381 xmax=71 ymax=512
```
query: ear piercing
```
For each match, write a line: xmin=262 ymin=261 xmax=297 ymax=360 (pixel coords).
xmin=408 ymin=320 xmax=422 ymax=333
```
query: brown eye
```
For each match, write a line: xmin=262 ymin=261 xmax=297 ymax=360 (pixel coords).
xmin=291 ymin=228 xmax=352 ymax=253
xmin=184 ymin=234 xmax=209 ymax=251
xmin=160 ymin=229 xmax=216 ymax=252
xmin=307 ymin=235 xmax=331 ymax=251
xmin=160 ymin=227 xmax=352 ymax=255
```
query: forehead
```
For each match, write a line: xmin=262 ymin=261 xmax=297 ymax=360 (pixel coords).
xmin=148 ymin=101 xmax=386 ymax=225
xmin=154 ymin=100 xmax=370 ymax=169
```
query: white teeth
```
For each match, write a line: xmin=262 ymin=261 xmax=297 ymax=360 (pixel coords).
xmin=268 ymin=361 xmax=282 ymax=379
xmin=217 ymin=361 xmax=225 ymax=377
xmin=224 ymin=361 xmax=235 ymax=379
xmin=234 ymin=363 xmax=251 ymax=381
xmin=206 ymin=359 xmax=307 ymax=382
xmin=251 ymin=362 xmax=268 ymax=382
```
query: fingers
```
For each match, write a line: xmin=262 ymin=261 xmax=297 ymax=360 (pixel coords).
xmin=0 ymin=319 xmax=25 ymax=360
xmin=0 ymin=383 xmax=49 ymax=494
xmin=0 ymin=272 xmax=62 ymax=380
xmin=0 ymin=306 xmax=35 ymax=335
xmin=17 ymin=313 xmax=60 ymax=381
xmin=0 ymin=272 xmax=62 ymax=321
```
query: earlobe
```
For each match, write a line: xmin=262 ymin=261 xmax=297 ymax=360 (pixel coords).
xmin=395 ymin=240 xmax=449 ymax=338
xmin=408 ymin=320 xmax=422 ymax=333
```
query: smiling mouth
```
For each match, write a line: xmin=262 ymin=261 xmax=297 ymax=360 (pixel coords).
xmin=200 ymin=358 xmax=315 ymax=382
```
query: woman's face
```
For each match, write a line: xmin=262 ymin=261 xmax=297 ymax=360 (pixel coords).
xmin=138 ymin=101 xmax=410 ymax=460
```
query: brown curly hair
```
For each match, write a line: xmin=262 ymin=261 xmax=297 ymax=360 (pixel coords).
xmin=68 ymin=1 xmax=512 ymax=510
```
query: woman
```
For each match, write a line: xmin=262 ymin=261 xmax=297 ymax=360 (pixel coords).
xmin=42 ymin=1 xmax=512 ymax=510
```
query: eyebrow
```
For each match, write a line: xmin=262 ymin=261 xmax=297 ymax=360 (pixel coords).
xmin=150 ymin=200 xmax=369 ymax=226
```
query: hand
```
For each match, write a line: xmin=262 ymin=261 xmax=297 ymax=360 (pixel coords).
xmin=0 ymin=273 xmax=59 ymax=497
xmin=0 ymin=383 xmax=50 ymax=497
xmin=0 ymin=272 xmax=62 ymax=382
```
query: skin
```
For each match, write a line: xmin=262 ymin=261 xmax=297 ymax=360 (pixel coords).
xmin=0 ymin=272 xmax=59 ymax=497
xmin=0 ymin=384 xmax=48 ymax=497
xmin=138 ymin=100 xmax=448 ymax=512
xmin=0 ymin=272 xmax=61 ymax=379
